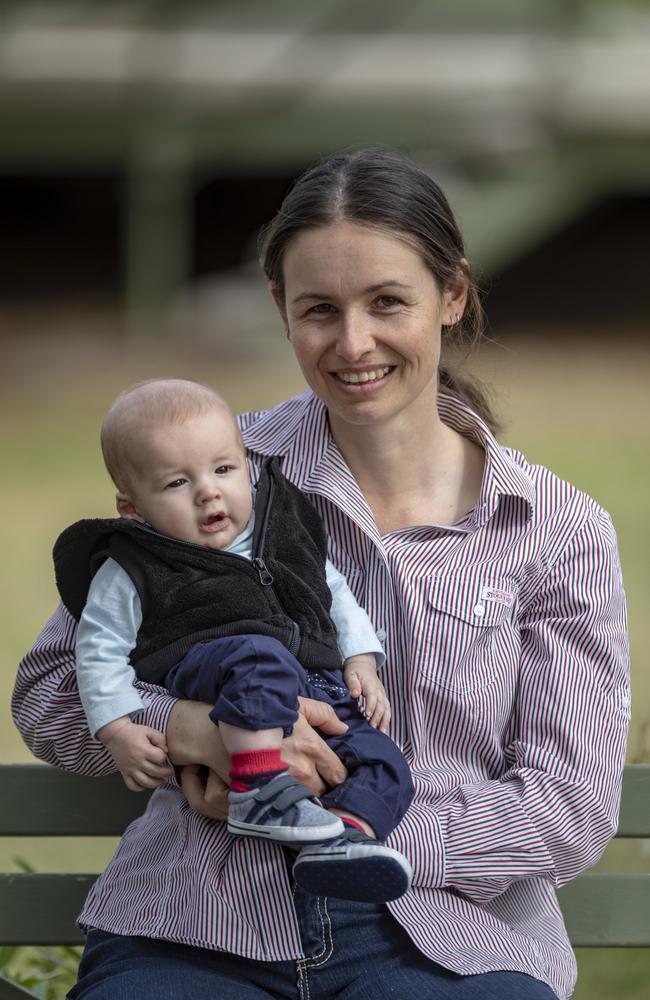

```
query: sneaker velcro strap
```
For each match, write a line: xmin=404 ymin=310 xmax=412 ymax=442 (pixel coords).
xmin=254 ymin=773 xmax=315 ymax=814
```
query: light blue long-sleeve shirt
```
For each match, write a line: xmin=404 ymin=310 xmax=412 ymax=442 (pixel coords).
xmin=76 ymin=517 xmax=385 ymax=736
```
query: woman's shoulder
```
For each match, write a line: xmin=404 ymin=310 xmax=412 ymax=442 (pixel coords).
xmin=500 ymin=443 xmax=613 ymax=535
xmin=238 ymin=388 xmax=314 ymax=439
xmin=238 ymin=388 xmax=323 ymax=467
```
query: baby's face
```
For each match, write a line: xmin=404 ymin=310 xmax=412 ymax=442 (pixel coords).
xmin=121 ymin=407 xmax=253 ymax=550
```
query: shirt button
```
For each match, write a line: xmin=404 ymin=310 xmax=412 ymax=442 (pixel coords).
xmin=376 ymin=628 xmax=387 ymax=643
xmin=473 ymin=603 xmax=486 ymax=618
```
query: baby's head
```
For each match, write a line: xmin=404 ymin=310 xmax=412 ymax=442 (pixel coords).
xmin=101 ymin=378 xmax=252 ymax=550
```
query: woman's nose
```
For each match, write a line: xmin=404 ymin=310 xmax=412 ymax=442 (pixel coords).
xmin=334 ymin=314 xmax=376 ymax=361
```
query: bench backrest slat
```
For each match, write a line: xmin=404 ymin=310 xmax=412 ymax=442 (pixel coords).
xmin=0 ymin=765 xmax=151 ymax=836
xmin=1 ymin=763 xmax=648 ymax=952
xmin=618 ymin=764 xmax=650 ymax=837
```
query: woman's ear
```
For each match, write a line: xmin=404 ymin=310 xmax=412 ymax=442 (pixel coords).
xmin=116 ymin=492 xmax=144 ymax=521
xmin=268 ymin=281 xmax=289 ymax=335
xmin=442 ymin=260 xmax=470 ymax=326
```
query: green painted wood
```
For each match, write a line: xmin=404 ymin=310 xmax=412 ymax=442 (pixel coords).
xmin=557 ymin=873 xmax=650 ymax=947
xmin=618 ymin=764 xmax=650 ymax=837
xmin=0 ymin=766 xmax=151 ymax=836
xmin=0 ymin=764 xmax=648 ymax=950
xmin=0 ymin=974 xmax=41 ymax=999
xmin=0 ymin=874 xmax=91 ymax=945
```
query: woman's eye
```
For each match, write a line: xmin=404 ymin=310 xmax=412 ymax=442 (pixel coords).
xmin=375 ymin=295 xmax=401 ymax=309
xmin=307 ymin=303 xmax=335 ymax=315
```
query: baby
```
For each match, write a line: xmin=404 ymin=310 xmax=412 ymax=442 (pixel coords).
xmin=53 ymin=378 xmax=414 ymax=902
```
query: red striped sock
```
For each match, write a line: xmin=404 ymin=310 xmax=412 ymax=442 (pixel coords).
xmin=230 ymin=749 xmax=286 ymax=792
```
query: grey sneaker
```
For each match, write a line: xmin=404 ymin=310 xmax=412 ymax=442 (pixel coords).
xmin=227 ymin=772 xmax=345 ymax=845
xmin=292 ymin=827 xmax=412 ymax=902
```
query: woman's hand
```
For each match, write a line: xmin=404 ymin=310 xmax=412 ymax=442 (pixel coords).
xmin=170 ymin=696 xmax=348 ymax=819
xmin=280 ymin=696 xmax=349 ymax=796
xmin=179 ymin=764 xmax=229 ymax=821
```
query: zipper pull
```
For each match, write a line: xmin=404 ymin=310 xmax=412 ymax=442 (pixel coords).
xmin=253 ymin=557 xmax=274 ymax=586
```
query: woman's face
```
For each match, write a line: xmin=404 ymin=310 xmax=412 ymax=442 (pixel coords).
xmin=275 ymin=221 xmax=465 ymax=432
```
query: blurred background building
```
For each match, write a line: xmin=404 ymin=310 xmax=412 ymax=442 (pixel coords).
xmin=1 ymin=0 xmax=649 ymax=348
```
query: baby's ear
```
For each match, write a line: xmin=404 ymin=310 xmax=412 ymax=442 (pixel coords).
xmin=116 ymin=492 xmax=143 ymax=521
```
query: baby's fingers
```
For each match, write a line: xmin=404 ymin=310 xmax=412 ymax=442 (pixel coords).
xmin=374 ymin=700 xmax=392 ymax=733
xmin=129 ymin=765 xmax=168 ymax=790
xmin=145 ymin=728 xmax=168 ymax=753
xmin=345 ymin=672 xmax=362 ymax=699
xmin=142 ymin=759 xmax=174 ymax=780
xmin=144 ymin=745 xmax=171 ymax=768
xmin=367 ymin=694 xmax=391 ymax=732
xmin=362 ymin=689 xmax=379 ymax=725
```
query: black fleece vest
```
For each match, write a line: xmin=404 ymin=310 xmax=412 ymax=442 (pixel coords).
xmin=53 ymin=459 xmax=342 ymax=683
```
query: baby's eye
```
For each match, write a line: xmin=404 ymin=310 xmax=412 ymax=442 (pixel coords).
xmin=165 ymin=478 xmax=186 ymax=489
xmin=215 ymin=465 xmax=231 ymax=475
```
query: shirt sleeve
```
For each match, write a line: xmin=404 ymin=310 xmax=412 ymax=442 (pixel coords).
xmin=12 ymin=599 xmax=178 ymax=777
xmin=325 ymin=558 xmax=386 ymax=668
xmin=388 ymin=509 xmax=630 ymax=902
xmin=76 ymin=559 xmax=147 ymax=737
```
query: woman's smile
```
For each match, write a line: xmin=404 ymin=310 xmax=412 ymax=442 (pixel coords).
xmin=332 ymin=365 xmax=394 ymax=389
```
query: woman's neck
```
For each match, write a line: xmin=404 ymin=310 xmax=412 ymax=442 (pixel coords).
xmin=328 ymin=396 xmax=485 ymax=534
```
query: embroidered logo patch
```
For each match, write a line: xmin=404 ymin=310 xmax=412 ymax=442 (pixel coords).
xmin=480 ymin=585 xmax=515 ymax=607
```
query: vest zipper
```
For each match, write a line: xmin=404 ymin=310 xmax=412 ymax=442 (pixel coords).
xmin=253 ymin=467 xmax=301 ymax=655
xmin=252 ymin=471 xmax=275 ymax=586
xmin=252 ymin=557 xmax=273 ymax=586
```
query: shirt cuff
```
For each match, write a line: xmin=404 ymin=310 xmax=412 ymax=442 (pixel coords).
xmin=135 ymin=687 xmax=179 ymax=737
xmin=387 ymin=802 xmax=446 ymax=888
xmin=86 ymin=691 xmax=147 ymax=738
xmin=338 ymin=638 xmax=386 ymax=670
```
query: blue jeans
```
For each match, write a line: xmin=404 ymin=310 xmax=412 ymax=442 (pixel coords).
xmin=68 ymin=887 xmax=557 ymax=999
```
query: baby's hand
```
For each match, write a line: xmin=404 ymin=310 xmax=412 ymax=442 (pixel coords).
xmin=97 ymin=716 xmax=173 ymax=792
xmin=343 ymin=653 xmax=391 ymax=733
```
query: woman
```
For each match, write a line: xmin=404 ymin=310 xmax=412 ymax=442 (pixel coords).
xmin=13 ymin=149 xmax=629 ymax=999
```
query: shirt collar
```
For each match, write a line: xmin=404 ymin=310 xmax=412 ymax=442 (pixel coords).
xmin=241 ymin=388 xmax=536 ymax=529
xmin=436 ymin=393 xmax=536 ymax=525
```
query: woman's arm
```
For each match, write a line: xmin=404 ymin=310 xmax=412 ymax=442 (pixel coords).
xmin=388 ymin=508 xmax=630 ymax=903
xmin=14 ymin=605 xmax=348 ymax=799
xmin=13 ymin=603 xmax=177 ymax=774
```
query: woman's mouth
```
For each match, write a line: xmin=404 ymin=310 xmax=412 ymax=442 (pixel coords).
xmin=334 ymin=366 xmax=393 ymax=387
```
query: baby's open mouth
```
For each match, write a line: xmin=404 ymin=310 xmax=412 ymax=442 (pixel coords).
xmin=202 ymin=513 xmax=227 ymax=527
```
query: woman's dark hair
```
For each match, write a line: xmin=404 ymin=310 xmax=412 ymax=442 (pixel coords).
xmin=258 ymin=148 xmax=499 ymax=432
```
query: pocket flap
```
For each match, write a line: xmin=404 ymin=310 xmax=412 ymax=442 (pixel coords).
xmin=427 ymin=574 xmax=515 ymax=627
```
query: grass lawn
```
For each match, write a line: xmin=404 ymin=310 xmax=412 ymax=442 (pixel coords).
xmin=1 ymin=332 xmax=648 ymax=997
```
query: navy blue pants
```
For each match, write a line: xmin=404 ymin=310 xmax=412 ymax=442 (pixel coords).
xmin=165 ymin=635 xmax=414 ymax=840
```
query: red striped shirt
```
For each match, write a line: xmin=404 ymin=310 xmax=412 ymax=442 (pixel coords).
xmin=12 ymin=390 xmax=629 ymax=1000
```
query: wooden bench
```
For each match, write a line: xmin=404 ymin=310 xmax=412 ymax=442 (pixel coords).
xmin=1 ymin=763 xmax=649 ymax=998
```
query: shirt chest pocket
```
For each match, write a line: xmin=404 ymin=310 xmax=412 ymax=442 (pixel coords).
xmin=416 ymin=574 xmax=518 ymax=692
